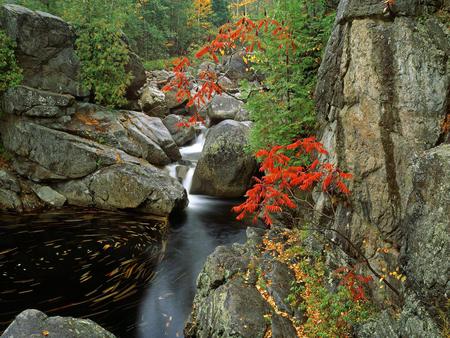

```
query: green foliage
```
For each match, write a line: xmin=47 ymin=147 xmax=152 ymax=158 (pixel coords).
xmin=75 ymin=22 xmax=132 ymax=107
xmin=212 ymin=0 xmax=230 ymax=26
xmin=243 ymin=0 xmax=335 ymax=153
xmin=292 ymin=258 xmax=373 ymax=337
xmin=0 ymin=29 xmax=22 ymax=93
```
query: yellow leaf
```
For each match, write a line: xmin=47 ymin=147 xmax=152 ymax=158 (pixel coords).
xmin=42 ymin=331 xmax=49 ymax=336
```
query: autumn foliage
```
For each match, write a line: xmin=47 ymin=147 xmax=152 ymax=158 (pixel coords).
xmin=232 ymin=137 xmax=352 ymax=225
xmin=334 ymin=267 xmax=373 ymax=302
xmin=162 ymin=16 xmax=294 ymax=125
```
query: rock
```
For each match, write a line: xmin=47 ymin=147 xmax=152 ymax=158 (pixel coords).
xmin=1 ymin=309 xmax=116 ymax=338
xmin=336 ymin=0 xmax=444 ymax=22
xmin=0 ymin=168 xmax=20 ymax=192
xmin=55 ymin=163 xmax=187 ymax=216
xmin=314 ymin=0 xmax=449 ymax=307
xmin=41 ymin=104 xmax=181 ymax=166
xmin=0 ymin=5 xmax=86 ymax=97
xmin=198 ymin=61 xmax=221 ymax=74
xmin=0 ymin=4 xmax=146 ymax=100
xmin=355 ymin=294 xmax=442 ymax=338
xmin=217 ymin=76 xmax=238 ymax=93
xmin=1 ymin=86 xmax=75 ymax=117
xmin=124 ymin=52 xmax=147 ymax=100
xmin=186 ymin=276 xmax=271 ymax=338
xmin=402 ymin=144 xmax=450 ymax=311
xmin=222 ymin=51 xmax=255 ymax=81
xmin=147 ymin=70 xmax=174 ymax=87
xmin=162 ymin=114 xmax=196 ymax=146
xmin=139 ymin=85 xmax=169 ymax=117
xmin=207 ymin=93 xmax=244 ymax=125
xmin=235 ymin=107 xmax=251 ymax=122
xmin=191 ymin=120 xmax=257 ymax=197
xmin=31 ymin=185 xmax=66 ymax=207
xmin=186 ymin=228 xmax=298 ymax=338
xmin=0 ymin=116 xmax=129 ymax=180
xmin=165 ymin=87 xmax=186 ymax=109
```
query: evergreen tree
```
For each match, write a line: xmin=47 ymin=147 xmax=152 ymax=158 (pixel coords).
xmin=211 ymin=0 xmax=230 ymax=26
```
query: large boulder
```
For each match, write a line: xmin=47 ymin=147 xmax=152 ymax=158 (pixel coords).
xmin=0 ymin=4 xmax=86 ymax=97
xmin=185 ymin=228 xmax=298 ymax=338
xmin=314 ymin=0 xmax=449 ymax=331
xmin=1 ymin=309 xmax=116 ymax=338
xmin=55 ymin=163 xmax=188 ymax=216
xmin=355 ymin=294 xmax=442 ymax=338
xmin=190 ymin=120 xmax=256 ymax=197
xmin=162 ymin=114 xmax=196 ymax=146
xmin=207 ymin=93 xmax=244 ymax=125
xmin=124 ymin=52 xmax=147 ymax=100
xmin=139 ymin=84 xmax=169 ymax=117
xmin=0 ymin=169 xmax=23 ymax=210
xmin=222 ymin=51 xmax=255 ymax=82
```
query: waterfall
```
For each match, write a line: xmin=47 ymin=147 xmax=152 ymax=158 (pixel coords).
xmin=166 ymin=126 xmax=207 ymax=195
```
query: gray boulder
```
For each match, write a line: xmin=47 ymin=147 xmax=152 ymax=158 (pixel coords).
xmin=55 ymin=163 xmax=187 ymax=216
xmin=222 ymin=51 xmax=255 ymax=81
xmin=38 ymin=103 xmax=181 ymax=166
xmin=185 ymin=227 xmax=298 ymax=338
xmin=165 ymin=89 xmax=186 ymax=109
xmin=31 ymin=185 xmax=66 ymax=207
xmin=217 ymin=76 xmax=238 ymax=93
xmin=124 ymin=52 xmax=147 ymax=100
xmin=0 ymin=116 xmax=131 ymax=180
xmin=162 ymin=114 xmax=196 ymax=146
xmin=0 ymin=4 xmax=86 ymax=97
xmin=207 ymin=93 xmax=244 ymax=125
xmin=355 ymin=294 xmax=442 ymax=338
xmin=139 ymin=85 xmax=169 ymax=117
xmin=191 ymin=120 xmax=256 ymax=197
xmin=1 ymin=309 xmax=116 ymax=338
xmin=0 ymin=4 xmax=146 ymax=101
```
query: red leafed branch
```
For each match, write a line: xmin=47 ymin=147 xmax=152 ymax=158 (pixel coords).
xmin=334 ymin=267 xmax=373 ymax=302
xmin=232 ymin=137 xmax=352 ymax=226
xmin=163 ymin=17 xmax=295 ymax=126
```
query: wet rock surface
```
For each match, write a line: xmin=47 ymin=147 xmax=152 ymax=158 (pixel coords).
xmin=1 ymin=309 xmax=116 ymax=338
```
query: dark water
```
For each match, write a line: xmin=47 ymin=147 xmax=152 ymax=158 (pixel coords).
xmin=0 ymin=199 xmax=247 ymax=337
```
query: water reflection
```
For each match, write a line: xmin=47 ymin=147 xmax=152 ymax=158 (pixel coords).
xmin=0 ymin=200 xmax=247 ymax=338
xmin=0 ymin=209 xmax=166 ymax=337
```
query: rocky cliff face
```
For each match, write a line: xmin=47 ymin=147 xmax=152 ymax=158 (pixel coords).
xmin=185 ymin=0 xmax=449 ymax=336
xmin=315 ymin=0 xmax=448 ymax=330
xmin=0 ymin=5 xmax=187 ymax=215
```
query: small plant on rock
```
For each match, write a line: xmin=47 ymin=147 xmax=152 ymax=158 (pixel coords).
xmin=0 ymin=29 xmax=23 ymax=93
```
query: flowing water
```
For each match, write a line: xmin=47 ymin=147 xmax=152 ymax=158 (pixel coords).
xmin=0 ymin=128 xmax=247 ymax=337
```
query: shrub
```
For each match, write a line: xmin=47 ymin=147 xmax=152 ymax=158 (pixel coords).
xmin=0 ymin=29 xmax=23 ymax=93
xmin=75 ymin=21 xmax=132 ymax=107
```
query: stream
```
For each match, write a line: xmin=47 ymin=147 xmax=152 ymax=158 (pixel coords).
xmin=0 ymin=129 xmax=247 ymax=337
